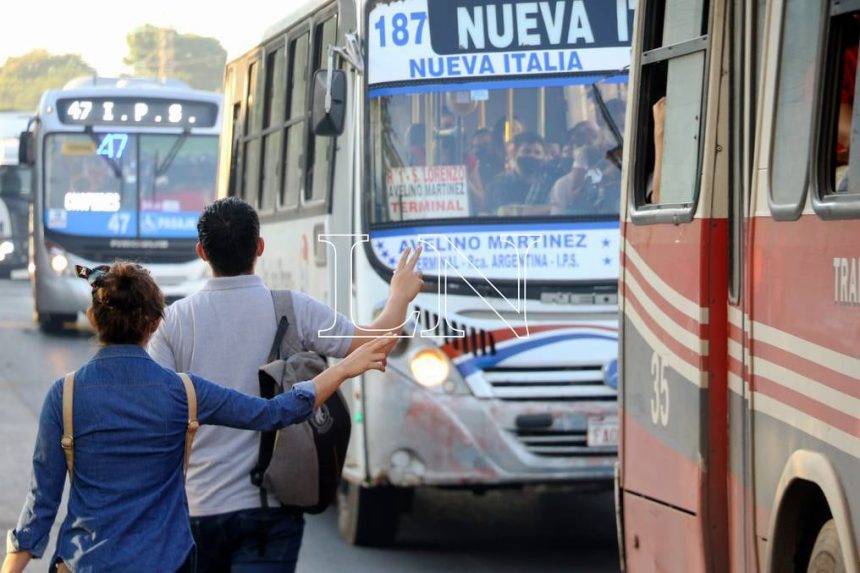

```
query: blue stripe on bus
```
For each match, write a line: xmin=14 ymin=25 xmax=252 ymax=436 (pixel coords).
xmin=368 ymin=74 xmax=629 ymax=98
xmin=455 ymin=332 xmax=618 ymax=377
xmin=369 ymin=220 xmax=620 ymax=238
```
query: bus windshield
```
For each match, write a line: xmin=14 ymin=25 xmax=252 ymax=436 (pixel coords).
xmin=44 ymin=133 xmax=217 ymax=238
xmin=369 ymin=80 xmax=627 ymax=226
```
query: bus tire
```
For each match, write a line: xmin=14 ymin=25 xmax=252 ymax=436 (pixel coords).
xmin=38 ymin=312 xmax=75 ymax=333
xmin=337 ymin=481 xmax=401 ymax=547
xmin=806 ymin=519 xmax=846 ymax=573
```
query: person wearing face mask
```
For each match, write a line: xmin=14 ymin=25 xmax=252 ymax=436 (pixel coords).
xmin=488 ymin=131 xmax=551 ymax=214
xmin=466 ymin=128 xmax=505 ymax=214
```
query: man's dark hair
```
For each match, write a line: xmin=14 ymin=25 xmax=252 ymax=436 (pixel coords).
xmin=197 ymin=197 xmax=260 ymax=276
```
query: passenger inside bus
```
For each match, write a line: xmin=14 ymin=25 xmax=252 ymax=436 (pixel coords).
xmin=550 ymin=121 xmax=621 ymax=214
xmin=487 ymin=131 xmax=557 ymax=214
xmin=835 ymin=14 xmax=858 ymax=193
xmin=646 ymin=96 xmax=666 ymax=204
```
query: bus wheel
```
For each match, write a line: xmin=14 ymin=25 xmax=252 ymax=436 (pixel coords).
xmin=807 ymin=519 xmax=846 ymax=573
xmin=38 ymin=312 xmax=76 ymax=333
xmin=337 ymin=482 xmax=402 ymax=547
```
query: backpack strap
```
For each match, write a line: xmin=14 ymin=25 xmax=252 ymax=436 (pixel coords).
xmin=252 ymin=291 xmax=300 ymax=556
xmin=61 ymin=372 xmax=76 ymax=480
xmin=270 ymin=290 xmax=303 ymax=357
xmin=59 ymin=371 xmax=200 ymax=481
xmin=178 ymin=373 xmax=199 ymax=476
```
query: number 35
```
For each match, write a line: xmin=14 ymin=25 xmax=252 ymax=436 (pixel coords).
xmin=650 ymin=352 xmax=670 ymax=427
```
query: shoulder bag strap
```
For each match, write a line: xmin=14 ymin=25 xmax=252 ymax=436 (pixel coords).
xmin=178 ymin=373 xmax=199 ymax=477
xmin=61 ymin=372 xmax=75 ymax=481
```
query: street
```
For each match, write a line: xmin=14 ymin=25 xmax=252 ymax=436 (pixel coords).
xmin=0 ymin=277 xmax=619 ymax=573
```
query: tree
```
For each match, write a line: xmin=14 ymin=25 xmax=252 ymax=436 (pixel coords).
xmin=0 ymin=50 xmax=95 ymax=110
xmin=124 ymin=25 xmax=227 ymax=92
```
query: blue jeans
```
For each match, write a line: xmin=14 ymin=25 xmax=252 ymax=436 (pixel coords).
xmin=190 ymin=508 xmax=305 ymax=573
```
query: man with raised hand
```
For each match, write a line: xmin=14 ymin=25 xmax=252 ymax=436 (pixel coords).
xmin=148 ymin=197 xmax=423 ymax=573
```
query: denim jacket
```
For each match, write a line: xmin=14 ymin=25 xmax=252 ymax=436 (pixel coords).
xmin=7 ymin=345 xmax=316 ymax=572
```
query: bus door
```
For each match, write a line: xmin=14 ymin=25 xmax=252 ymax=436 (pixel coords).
xmin=620 ymin=0 xmax=729 ymax=570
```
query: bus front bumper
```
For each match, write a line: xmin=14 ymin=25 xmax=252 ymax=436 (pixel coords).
xmin=360 ymin=369 xmax=617 ymax=488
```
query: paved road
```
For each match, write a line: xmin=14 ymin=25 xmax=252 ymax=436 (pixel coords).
xmin=0 ymin=278 xmax=619 ymax=572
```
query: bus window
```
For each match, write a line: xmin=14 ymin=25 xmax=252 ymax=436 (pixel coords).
xmin=636 ymin=0 xmax=709 ymax=208
xmin=0 ymin=165 xmax=29 ymax=198
xmin=139 ymin=134 xmax=218 ymax=217
xmin=769 ymin=0 xmax=824 ymax=216
xmin=242 ymin=59 xmax=262 ymax=206
xmin=282 ymin=32 xmax=309 ymax=210
xmin=821 ymin=5 xmax=860 ymax=199
xmin=369 ymin=82 xmax=627 ymax=222
xmin=261 ymin=45 xmax=286 ymax=212
xmin=306 ymin=15 xmax=338 ymax=204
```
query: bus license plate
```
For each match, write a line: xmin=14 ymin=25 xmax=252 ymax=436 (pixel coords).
xmin=587 ymin=417 xmax=619 ymax=447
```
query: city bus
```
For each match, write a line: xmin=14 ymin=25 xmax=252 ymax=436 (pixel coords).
xmin=617 ymin=0 xmax=860 ymax=571
xmin=219 ymin=0 xmax=633 ymax=545
xmin=0 ymin=111 xmax=32 ymax=278
xmin=20 ymin=77 xmax=221 ymax=331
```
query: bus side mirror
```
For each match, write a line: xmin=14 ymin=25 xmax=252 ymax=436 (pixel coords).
xmin=311 ymin=69 xmax=346 ymax=137
xmin=18 ymin=131 xmax=34 ymax=166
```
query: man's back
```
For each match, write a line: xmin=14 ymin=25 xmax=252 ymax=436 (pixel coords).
xmin=148 ymin=274 xmax=277 ymax=516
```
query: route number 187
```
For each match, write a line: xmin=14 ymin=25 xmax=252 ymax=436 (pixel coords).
xmin=374 ymin=12 xmax=427 ymax=47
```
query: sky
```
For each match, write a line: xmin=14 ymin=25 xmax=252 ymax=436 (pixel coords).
xmin=0 ymin=1 xmax=280 ymax=76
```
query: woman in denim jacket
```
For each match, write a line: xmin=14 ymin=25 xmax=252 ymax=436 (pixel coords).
xmin=1 ymin=262 xmax=393 ymax=573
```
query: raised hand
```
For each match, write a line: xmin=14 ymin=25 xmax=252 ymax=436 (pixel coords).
xmin=335 ymin=334 xmax=398 ymax=379
xmin=389 ymin=246 xmax=424 ymax=305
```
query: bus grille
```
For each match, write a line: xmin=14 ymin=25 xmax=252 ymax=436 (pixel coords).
xmin=512 ymin=428 xmax=616 ymax=458
xmin=483 ymin=365 xmax=616 ymax=401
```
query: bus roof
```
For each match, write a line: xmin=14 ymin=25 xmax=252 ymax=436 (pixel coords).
xmin=227 ymin=0 xmax=342 ymax=62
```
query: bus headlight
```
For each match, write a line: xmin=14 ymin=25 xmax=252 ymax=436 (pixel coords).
xmin=409 ymin=347 xmax=450 ymax=388
xmin=51 ymin=253 xmax=69 ymax=274
xmin=0 ymin=241 xmax=13 ymax=256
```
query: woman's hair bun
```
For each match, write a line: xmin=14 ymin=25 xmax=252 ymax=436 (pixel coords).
xmin=90 ymin=261 xmax=164 ymax=345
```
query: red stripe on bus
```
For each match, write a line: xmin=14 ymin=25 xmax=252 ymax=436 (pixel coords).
xmin=622 ymin=259 xmax=707 ymax=337
xmin=753 ymin=376 xmax=860 ymax=438
xmin=752 ymin=339 xmax=860 ymax=401
xmin=625 ymin=289 xmax=707 ymax=370
xmin=623 ymin=218 xmax=721 ymax=302
xmin=439 ymin=323 xmax=618 ymax=359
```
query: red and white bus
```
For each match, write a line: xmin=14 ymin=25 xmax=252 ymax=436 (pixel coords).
xmin=618 ymin=0 xmax=860 ymax=571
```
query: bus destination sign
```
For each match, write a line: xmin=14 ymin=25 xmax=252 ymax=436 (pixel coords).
xmin=368 ymin=0 xmax=634 ymax=87
xmin=427 ymin=0 xmax=634 ymax=55
xmin=56 ymin=97 xmax=218 ymax=128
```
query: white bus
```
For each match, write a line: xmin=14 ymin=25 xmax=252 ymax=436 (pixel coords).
xmin=219 ymin=0 xmax=632 ymax=545
xmin=20 ymin=77 xmax=222 ymax=331
xmin=0 ymin=111 xmax=32 ymax=278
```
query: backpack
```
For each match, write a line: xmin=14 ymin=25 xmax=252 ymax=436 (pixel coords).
xmin=249 ymin=289 xmax=351 ymax=515
xmin=60 ymin=371 xmax=199 ymax=480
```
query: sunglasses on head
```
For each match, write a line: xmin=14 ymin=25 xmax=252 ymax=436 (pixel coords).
xmin=75 ymin=265 xmax=111 ymax=288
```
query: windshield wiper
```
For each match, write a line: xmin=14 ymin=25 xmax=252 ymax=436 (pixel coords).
xmin=84 ymin=127 xmax=122 ymax=179
xmin=155 ymin=129 xmax=190 ymax=178
xmin=590 ymin=67 xmax=629 ymax=170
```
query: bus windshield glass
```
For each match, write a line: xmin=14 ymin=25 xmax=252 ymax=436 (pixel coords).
xmin=44 ymin=133 xmax=217 ymax=239
xmin=369 ymin=81 xmax=627 ymax=225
